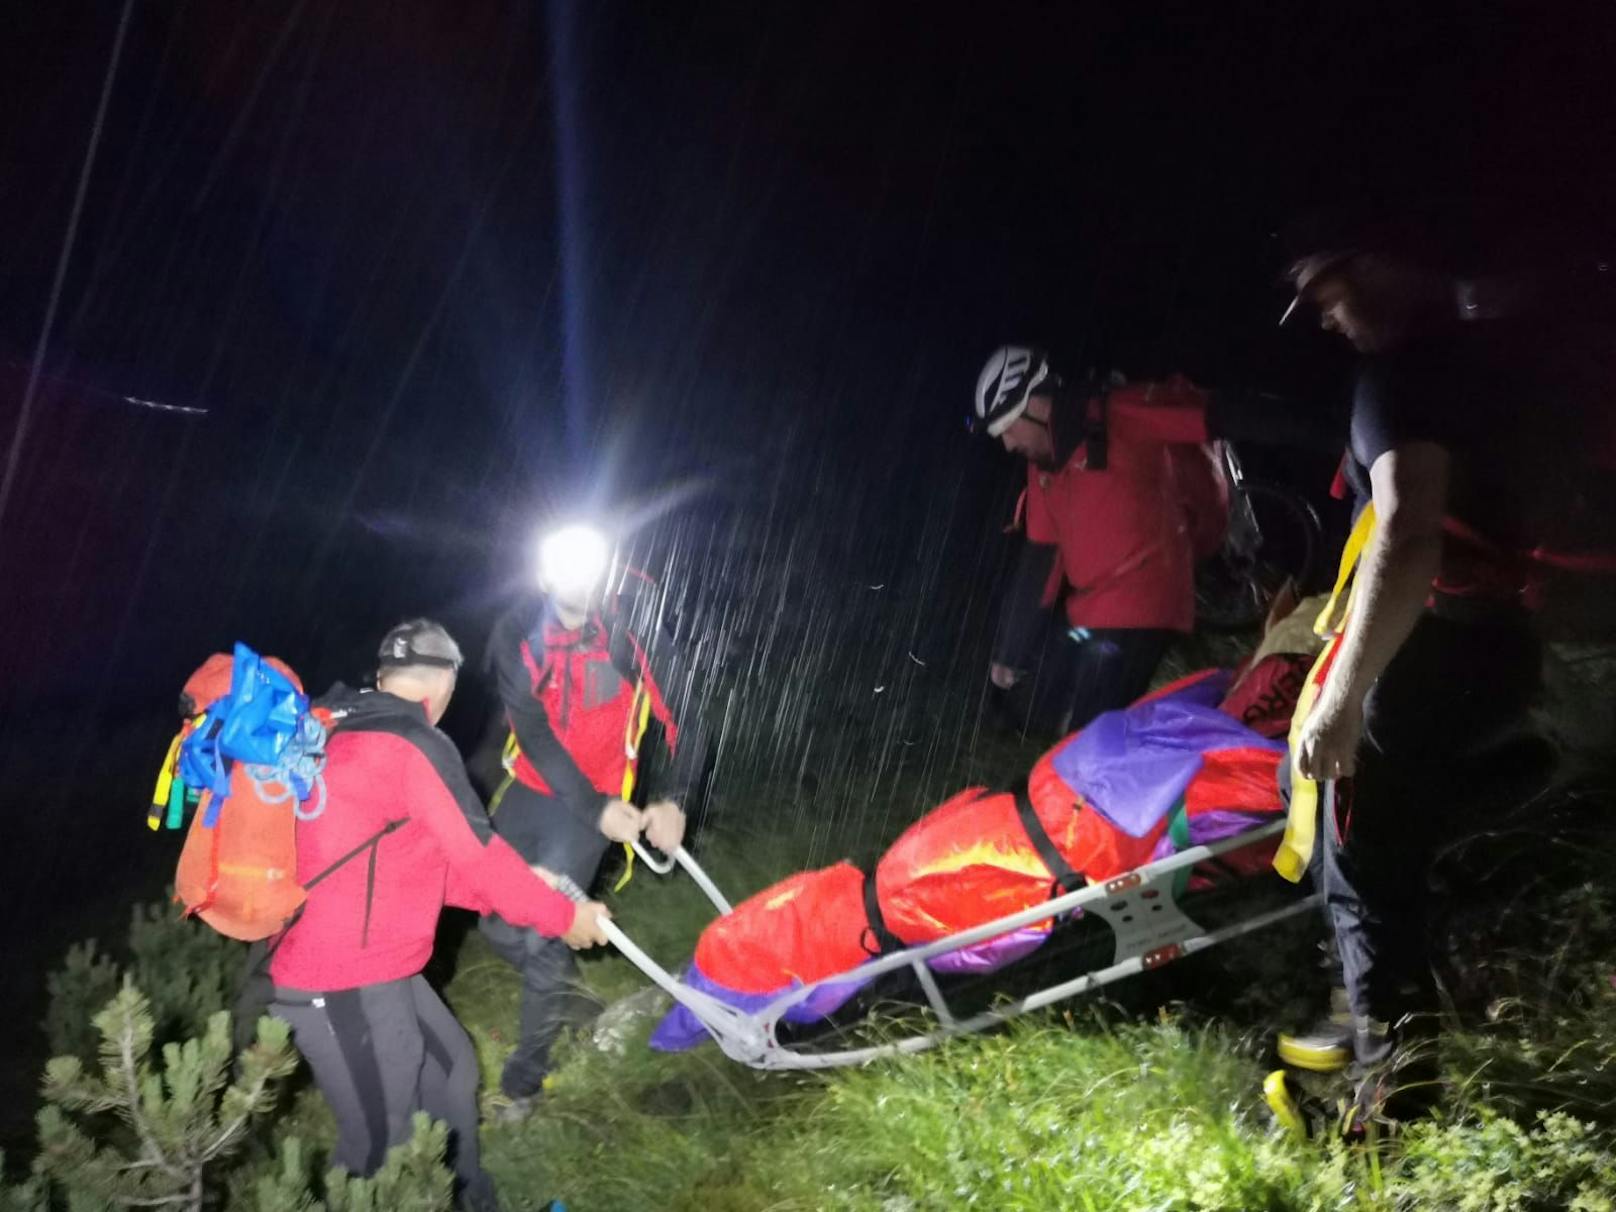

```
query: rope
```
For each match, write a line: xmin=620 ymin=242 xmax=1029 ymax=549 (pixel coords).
xmin=245 ymin=712 xmax=330 ymax=821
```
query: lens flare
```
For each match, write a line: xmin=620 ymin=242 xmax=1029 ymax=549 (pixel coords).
xmin=537 ymin=523 xmax=610 ymax=596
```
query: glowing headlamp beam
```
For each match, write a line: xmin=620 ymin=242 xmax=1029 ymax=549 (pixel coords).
xmin=538 ymin=524 xmax=610 ymax=597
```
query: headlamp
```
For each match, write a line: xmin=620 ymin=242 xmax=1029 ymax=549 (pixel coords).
xmin=537 ymin=523 xmax=611 ymax=598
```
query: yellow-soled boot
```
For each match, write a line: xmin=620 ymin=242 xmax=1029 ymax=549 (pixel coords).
xmin=1277 ymin=987 xmax=1352 ymax=1073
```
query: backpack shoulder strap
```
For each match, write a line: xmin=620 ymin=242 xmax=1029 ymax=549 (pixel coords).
xmin=301 ymin=818 xmax=408 ymax=891
xmin=260 ymin=818 xmax=408 ymax=968
xmin=604 ymin=585 xmax=658 ymax=684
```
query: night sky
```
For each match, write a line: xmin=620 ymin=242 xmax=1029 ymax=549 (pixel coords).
xmin=0 ymin=0 xmax=1612 ymax=957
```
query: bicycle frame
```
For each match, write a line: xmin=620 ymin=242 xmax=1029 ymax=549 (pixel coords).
xmin=1217 ymin=440 xmax=1263 ymax=562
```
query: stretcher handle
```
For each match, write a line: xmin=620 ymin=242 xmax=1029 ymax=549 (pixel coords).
xmin=551 ymin=872 xmax=757 ymax=1052
xmin=552 ymin=873 xmax=689 ymax=997
xmin=629 ymin=837 xmax=677 ymax=874
xmin=629 ymin=840 xmax=734 ymax=916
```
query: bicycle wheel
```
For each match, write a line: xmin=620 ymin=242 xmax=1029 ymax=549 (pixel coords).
xmin=1196 ymin=483 xmax=1324 ymax=633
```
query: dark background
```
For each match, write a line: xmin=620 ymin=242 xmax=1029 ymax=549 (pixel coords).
xmin=1 ymin=0 xmax=1612 ymax=1148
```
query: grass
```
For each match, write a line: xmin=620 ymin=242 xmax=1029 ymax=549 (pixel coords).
xmin=455 ymin=958 xmax=1616 ymax=1211
xmin=22 ymin=634 xmax=1616 ymax=1210
xmin=25 ymin=806 xmax=1616 ymax=1212
xmin=428 ymin=803 xmax=1616 ymax=1212
xmin=430 ymin=638 xmax=1616 ymax=1211
xmin=483 ymin=1012 xmax=1312 ymax=1212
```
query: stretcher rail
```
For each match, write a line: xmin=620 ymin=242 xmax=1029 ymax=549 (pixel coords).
xmin=587 ymin=823 xmax=1320 ymax=1070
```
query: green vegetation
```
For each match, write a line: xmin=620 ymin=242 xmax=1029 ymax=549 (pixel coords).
xmin=11 ymin=797 xmax=1616 ymax=1210
xmin=442 ymin=824 xmax=1616 ymax=1211
xmin=9 ymin=640 xmax=1616 ymax=1209
xmin=4 ymin=973 xmax=455 ymax=1212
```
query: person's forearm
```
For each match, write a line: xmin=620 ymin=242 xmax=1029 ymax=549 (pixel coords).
xmin=994 ymin=541 xmax=1058 ymax=669
xmin=1327 ymin=523 xmax=1440 ymax=704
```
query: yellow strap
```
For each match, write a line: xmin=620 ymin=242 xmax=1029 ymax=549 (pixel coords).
xmin=620 ymin=683 xmax=653 ymax=800
xmin=1273 ymin=636 xmax=1336 ymax=882
xmin=1313 ymin=503 xmax=1377 ymax=636
xmin=611 ymin=685 xmax=654 ymax=893
xmin=502 ymin=681 xmax=656 ymax=895
xmin=1263 ymin=1070 xmax=1310 ymax=1141
xmin=149 ymin=732 xmax=184 ymax=831
xmin=613 ymin=843 xmax=635 ymax=893
xmin=1274 ymin=505 xmax=1378 ymax=882
xmin=488 ymin=772 xmax=514 ymax=817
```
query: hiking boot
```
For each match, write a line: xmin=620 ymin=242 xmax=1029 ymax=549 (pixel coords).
xmin=1260 ymin=1079 xmax=1312 ymax=1144
xmin=1266 ymin=1069 xmax=1386 ymax=1144
xmin=1347 ymin=1055 xmax=1442 ymax=1129
xmin=1276 ymin=987 xmax=1352 ymax=1072
xmin=485 ymin=1090 xmax=542 ymax=1125
xmin=1340 ymin=1010 xmax=1442 ymax=1132
xmin=458 ymin=1172 xmax=503 ymax=1212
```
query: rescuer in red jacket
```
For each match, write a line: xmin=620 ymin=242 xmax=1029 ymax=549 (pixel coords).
xmin=973 ymin=346 xmax=1228 ymax=737
xmin=481 ymin=523 xmax=709 ymax=1121
xmin=269 ymin=619 xmax=610 ymax=1212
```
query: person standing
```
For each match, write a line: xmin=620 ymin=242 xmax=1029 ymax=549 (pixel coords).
xmin=1278 ymin=231 xmax=1577 ymax=1124
xmin=482 ymin=525 xmax=708 ymax=1120
xmin=270 ymin=619 xmax=611 ymax=1210
xmin=973 ymin=346 xmax=1227 ymax=736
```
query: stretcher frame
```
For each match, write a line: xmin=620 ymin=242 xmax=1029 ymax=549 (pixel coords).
xmin=574 ymin=822 xmax=1320 ymax=1071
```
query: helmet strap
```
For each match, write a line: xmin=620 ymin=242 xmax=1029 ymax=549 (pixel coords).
xmin=1046 ymin=386 xmax=1081 ymax=467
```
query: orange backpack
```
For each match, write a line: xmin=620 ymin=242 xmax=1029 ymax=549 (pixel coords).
xmin=160 ymin=652 xmax=312 ymax=941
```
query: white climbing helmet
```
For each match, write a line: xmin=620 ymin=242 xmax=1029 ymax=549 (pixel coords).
xmin=971 ymin=345 xmax=1054 ymax=437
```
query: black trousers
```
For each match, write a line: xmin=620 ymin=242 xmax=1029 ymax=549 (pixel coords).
xmin=481 ymin=780 xmax=610 ymax=1098
xmin=1319 ymin=613 xmax=1543 ymax=1068
xmin=1003 ymin=623 xmax=1175 ymax=738
xmin=271 ymin=974 xmax=496 ymax=1211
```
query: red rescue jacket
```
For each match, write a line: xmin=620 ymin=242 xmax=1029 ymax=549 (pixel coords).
xmin=270 ymin=686 xmax=576 ymax=992
xmin=510 ymin=611 xmax=675 ymax=797
xmin=1021 ymin=376 xmax=1222 ymax=632
xmin=489 ymin=585 xmax=707 ymax=834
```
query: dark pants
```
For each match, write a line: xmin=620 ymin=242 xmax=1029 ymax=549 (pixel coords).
xmin=482 ymin=780 xmax=610 ymax=1098
xmin=1319 ymin=613 xmax=1543 ymax=1073
xmin=233 ymin=940 xmax=274 ymax=1055
xmin=1005 ymin=624 xmax=1175 ymax=738
xmin=271 ymin=974 xmax=496 ymax=1211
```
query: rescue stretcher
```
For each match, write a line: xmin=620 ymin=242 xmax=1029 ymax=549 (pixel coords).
xmin=551 ymin=629 xmax=1334 ymax=1069
xmin=564 ymin=826 xmax=1321 ymax=1071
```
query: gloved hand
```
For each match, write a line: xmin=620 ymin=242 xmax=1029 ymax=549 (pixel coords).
xmin=989 ymin=662 xmax=1021 ymax=690
xmin=598 ymin=798 xmax=645 ymax=843
xmin=561 ymin=900 xmax=612 ymax=949
xmin=643 ymin=800 xmax=686 ymax=853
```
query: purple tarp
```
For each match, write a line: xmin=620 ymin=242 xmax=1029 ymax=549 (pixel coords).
xmin=1051 ymin=675 xmax=1282 ymax=838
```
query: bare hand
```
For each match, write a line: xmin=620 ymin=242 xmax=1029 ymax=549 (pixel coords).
xmin=643 ymin=800 xmax=686 ymax=853
xmin=1296 ymin=691 xmax=1365 ymax=781
xmin=561 ymin=900 xmax=611 ymax=950
xmin=989 ymin=662 xmax=1021 ymax=690
xmin=598 ymin=798 xmax=645 ymax=843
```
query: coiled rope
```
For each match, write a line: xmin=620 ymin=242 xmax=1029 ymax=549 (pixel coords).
xmin=245 ymin=711 xmax=330 ymax=821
